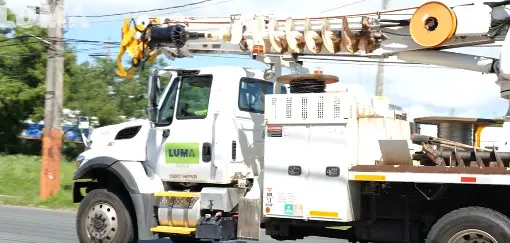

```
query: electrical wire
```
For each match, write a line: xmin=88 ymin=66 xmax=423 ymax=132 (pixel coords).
xmin=0 ymin=36 xmax=120 ymax=49
xmin=88 ymin=0 xmax=237 ymax=24
xmin=84 ymin=4 xmax=421 ymax=25
xmin=67 ymin=0 xmax=215 ymax=18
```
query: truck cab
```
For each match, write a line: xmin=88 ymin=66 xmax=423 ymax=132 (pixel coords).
xmin=146 ymin=66 xmax=272 ymax=184
xmin=72 ymin=66 xmax=285 ymax=243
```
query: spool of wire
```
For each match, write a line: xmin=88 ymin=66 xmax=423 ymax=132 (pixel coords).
xmin=437 ymin=122 xmax=474 ymax=146
xmin=276 ymin=74 xmax=339 ymax=93
xmin=289 ymin=79 xmax=327 ymax=93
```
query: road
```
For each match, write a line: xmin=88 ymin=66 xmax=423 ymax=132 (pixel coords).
xmin=0 ymin=205 xmax=345 ymax=243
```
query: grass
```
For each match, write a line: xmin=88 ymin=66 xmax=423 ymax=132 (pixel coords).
xmin=0 ymin=154 xmax=78 ymax=210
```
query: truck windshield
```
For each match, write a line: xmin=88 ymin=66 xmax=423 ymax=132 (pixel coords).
xmin=239 ymin=77 xmax=285 ymax=114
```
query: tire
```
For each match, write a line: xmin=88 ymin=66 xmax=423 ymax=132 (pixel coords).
xmin=426 ymin=206 xmax=510 ymax=243
xmin=76 ymin=188 xmax=135 ymax=243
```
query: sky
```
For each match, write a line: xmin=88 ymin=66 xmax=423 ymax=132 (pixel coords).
xmin=5 ymin=0 xmax=508 ymax=121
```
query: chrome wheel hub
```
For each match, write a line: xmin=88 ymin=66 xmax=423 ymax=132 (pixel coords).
xmin=86 ymin=202 xmax=118 ymax=243
xmin=448 ymin=229 xmax=498 ymax=243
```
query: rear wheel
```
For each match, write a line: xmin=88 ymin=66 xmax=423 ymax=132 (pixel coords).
xmin=76 ymin=188 xmax=135 ymax=243
xmin=426 ymin=206 xmax=510 ymax=243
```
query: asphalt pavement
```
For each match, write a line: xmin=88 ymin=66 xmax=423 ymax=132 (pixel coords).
xmin=0 ymin=205 xmax=345 ymax=243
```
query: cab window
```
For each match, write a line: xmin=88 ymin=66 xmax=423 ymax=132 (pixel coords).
xmin=238 ymin=78 xmax=274 ymax=114
xmin=176 ymin=75 xmax=213 ymax=119
xmin=157 ymin=78 xmax=179 ymax=126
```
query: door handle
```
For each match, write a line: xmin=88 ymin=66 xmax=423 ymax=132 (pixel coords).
xmin=162 ymin=129 xmax=170 ymax=138
xmin=202 ymin=142 xmax=212 ymax=162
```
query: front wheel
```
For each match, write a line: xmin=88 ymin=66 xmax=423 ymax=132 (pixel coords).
xmin=76 ymin=188 xmax=135 ymax=243
xmin=426 ymin=206 xmax=510 ymax=243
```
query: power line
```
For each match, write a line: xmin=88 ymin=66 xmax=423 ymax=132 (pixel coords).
xmin=0 ymin=36 xmax=120 ymax=49
xmin=67 ymin=0 xmax=214 ymax=18
xmin=88 ymin=1 xmax=416 ymax=24
xmin=87 ymin=0 xmax=236 ymax=24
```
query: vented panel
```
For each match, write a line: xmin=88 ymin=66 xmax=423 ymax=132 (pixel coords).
xmin=265 ymin=93 xmax=357 ymax=125
xmin=114 ymin=126 xmax=142 ymax=140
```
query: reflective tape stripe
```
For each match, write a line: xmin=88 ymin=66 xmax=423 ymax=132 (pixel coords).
xmin=460 ymin=176 xmax=476 ymax=183
xmin=309 ymin=211 xmax=339 ymax=218
xmin=353 ymin=174 xmax=386 ymax=181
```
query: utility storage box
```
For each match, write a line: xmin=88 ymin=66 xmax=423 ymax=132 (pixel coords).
xmin=263 ymin=93 xmax=360 ymax=222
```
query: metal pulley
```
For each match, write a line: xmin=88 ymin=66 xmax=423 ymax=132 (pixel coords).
xmin=410 ymin=1 xmax=457 ymax=47
xmin=409 ymin=1 xmax=492 ymax=48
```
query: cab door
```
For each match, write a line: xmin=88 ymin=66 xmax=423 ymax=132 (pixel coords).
xmin=148 ymin=74 xmax=216 ymax=183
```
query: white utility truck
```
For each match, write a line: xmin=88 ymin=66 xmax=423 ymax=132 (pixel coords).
xmin=73 ymin=1 xmax=510 ymax=242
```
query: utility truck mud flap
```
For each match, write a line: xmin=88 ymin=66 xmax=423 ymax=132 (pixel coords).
xmin=237 ymin=197 xmax=262 ymax=240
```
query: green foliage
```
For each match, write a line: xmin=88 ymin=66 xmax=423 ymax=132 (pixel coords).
xmin=0 ymin=21 xmax=56 ymax=150
xmin=0 ymin=8 xmax=168 ymax=154
xmin=0 ymin=154 xmax=77 ymax=209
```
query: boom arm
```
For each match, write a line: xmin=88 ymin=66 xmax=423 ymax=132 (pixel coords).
xmin=115 ymin=1 xmax=510 ymax=103
xmin=115 ymin=1 xmax=510 ymax=75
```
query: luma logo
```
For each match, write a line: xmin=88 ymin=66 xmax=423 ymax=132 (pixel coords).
xmin=168 ymin=148 xmax=196 ymax=157
xmin=164 ymin=143 xmax=200 ymax=164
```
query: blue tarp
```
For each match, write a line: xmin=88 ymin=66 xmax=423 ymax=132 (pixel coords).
xmin=20 ymin=123 xmax=90 ymax=143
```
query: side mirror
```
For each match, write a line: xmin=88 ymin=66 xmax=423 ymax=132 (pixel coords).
xmin=147 ymin=69 xmax=161 ymax=123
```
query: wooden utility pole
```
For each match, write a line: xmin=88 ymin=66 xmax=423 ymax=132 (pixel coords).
xmin=375 ymin=0 xmax=389 ymax=96
xmin=40 ymin=0 xmax=65 ymax=199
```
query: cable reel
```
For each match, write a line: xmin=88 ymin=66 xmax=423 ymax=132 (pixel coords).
xmin=277 ymin=74 xmax=339 ymax=93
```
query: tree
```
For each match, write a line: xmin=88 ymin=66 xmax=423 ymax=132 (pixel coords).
xmin=0 ymin=10 xmax=79 ymax=152
xmin=64 ymin=56 xmax=168 ymax=126
xmin=64 ymin=58 xmax=123 ymax=126
xmin=0 ymin=5 xmax=170 ymax=153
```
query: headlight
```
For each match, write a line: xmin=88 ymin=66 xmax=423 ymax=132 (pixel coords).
xmin=76 ymin=155 xmax=85 ymax=168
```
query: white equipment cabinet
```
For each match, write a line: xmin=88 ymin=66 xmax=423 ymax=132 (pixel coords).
xmin=262 ymin=92 xmax=361 ymax=222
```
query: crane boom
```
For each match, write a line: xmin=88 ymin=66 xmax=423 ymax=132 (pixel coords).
xmin=115 ymin=1 xmax=510 ymax=77
xmin=114 ymin=1 xmax=510 ymax=105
